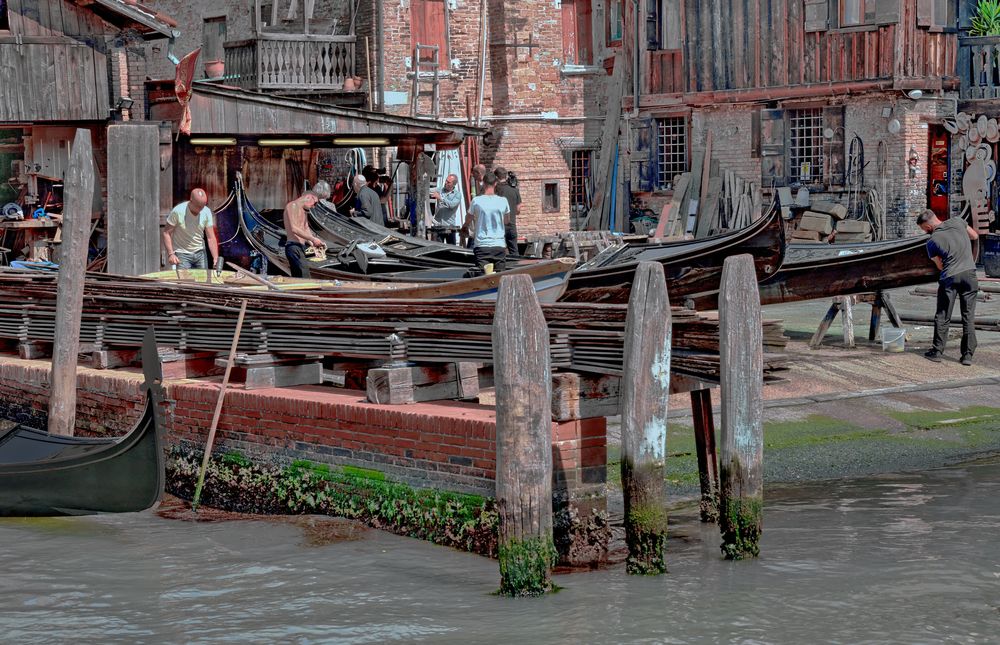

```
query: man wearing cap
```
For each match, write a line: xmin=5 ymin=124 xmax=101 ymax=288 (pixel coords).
xmin=163 ymin=188 xmax=220 ymax=270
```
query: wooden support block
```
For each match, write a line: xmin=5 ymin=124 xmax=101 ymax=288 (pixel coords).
xmin=158 ymin=350 xmax=223 ymax=380
xmin=841 ymin=296 xmax=856 ymax=349
xmin=798 ymin=213 xmax=834 ymax=234
xmin=790 ymin=230 xmax=822 ymax=241
xmin=18 ymin=341 xmax=51 ymax=360
xmin=836 ymin=219 xmax=871 ymax=234
xmin=551 ymin=372 xmax=621 ymax=422
xmin=232 ymin=362 xmax=324 ymax=390
xmin=91 ymin=348 xmax=140 ymax=370
xmin=810 ymin=301 xmax=842 ymax=349
xmin=366 ymin=362 xmax=480 ymax=405
xmin=328 ymin=360 xmax=378 ymax=390
xmin=810 ymin=201 xmax=849 ymax=219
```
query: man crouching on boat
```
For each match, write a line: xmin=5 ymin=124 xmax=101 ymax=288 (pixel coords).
xmin=283 ymin=181 xmax=330 ymax=278
xmin=163 ymin=188 xmax=220 ymax=271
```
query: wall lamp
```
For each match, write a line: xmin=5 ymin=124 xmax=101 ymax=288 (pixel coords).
xmin=115 ymin=96 xmax=135 ymax=110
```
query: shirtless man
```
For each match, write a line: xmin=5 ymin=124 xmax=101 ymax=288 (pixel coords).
xmin=283 ymin=181 xmax=331 ymax=278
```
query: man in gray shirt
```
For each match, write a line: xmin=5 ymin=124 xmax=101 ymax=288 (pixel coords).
xmin=352 ymin=174 xmax=384 ymax=226
xmin=917 ymin=210 xmax=980 ymax=365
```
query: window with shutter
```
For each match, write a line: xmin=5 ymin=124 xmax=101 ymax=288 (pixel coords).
xmin=869 ymin=0 xmax=900 ymax=25
xmin=0 ymin=1 xmax=8 ymax=31
xmin=842 ymin=0 xmax=865 ymax=26
xmin=607 ymin=0 xmax=623 ymax=46
xmin=804 ymin=0 xmax=830 ymax=32
xmin=203 ymin=16 xmax=227 ymax=64
xmin=411 ymin=0 xmax=449 ymax=70
xmin=759 ymin=109 xmax=787 ymax=187
xmin=648 ymin=0 xmax=682 ymax=50
xmin=823 ymin=106 xmax=846 ymax=186
xmin=562 ymin=0 xmax=593 ymax=65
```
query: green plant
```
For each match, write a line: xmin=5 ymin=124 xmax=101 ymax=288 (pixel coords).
xmin=971 ymin=0 xmax=1000 ymax=37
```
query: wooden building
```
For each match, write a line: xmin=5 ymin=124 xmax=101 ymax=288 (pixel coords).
xmin=0 ymin=0 xmax=177 ymax=271
xmin=620 ymin=0 xmax=972 ymax=238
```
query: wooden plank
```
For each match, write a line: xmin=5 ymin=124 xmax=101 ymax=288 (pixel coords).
xmin=691 ymin=388 xmax=719 ymax=522
xmin=583 ymin=51 xmax=624 ymax=231
xmin=697 ymin=175 xmax=722 ymax=238
xmin=695 ymin=130 xmax=713 ymax=235
xmin=718 ymin=254 xmax=764 ymax=560
xmin=107 ymin=124 xmax=161 ymax=276
xmin=551 ymin=372 xmax=621 ymax=422
xmin=788 ymin=0 xmax=802 ymax=84
xmin=665 ymin=173 xmax=690 ymax=237
xmin=366 ymin=362 xmax=480 ymax=404
xmin=48 ymin=129 xmax=95 ymax=437
xmin=620 ymin=262 xmax=671 ymax=574
xmin=493 ymin=274 xmax=555 ymax=596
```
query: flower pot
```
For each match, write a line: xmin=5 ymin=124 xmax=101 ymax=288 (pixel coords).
xmin=343 ymin=77 xmax=357 ymax=91
xmin=205 ymin=60 xmax=225 ymax=78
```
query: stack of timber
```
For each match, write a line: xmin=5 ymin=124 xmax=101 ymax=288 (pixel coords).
xmin=0 ymin=270 xmax=789 ymax=382
xmin=791 ymin=202 xmax=872 ymax=244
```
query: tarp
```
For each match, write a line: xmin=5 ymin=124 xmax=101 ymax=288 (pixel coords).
xmin=175 ymin=48 xmax=201 ymax=136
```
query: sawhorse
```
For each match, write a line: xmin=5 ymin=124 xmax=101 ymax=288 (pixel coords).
xmin=810 ymin=290 xmax=902 ymax=349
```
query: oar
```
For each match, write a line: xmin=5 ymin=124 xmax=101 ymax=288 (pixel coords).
xmin=191 ymin=298 xmax=248 ymax=512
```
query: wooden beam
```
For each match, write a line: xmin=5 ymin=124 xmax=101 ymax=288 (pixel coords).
xmin=691 ymin=388 xmax=719 ymax=523
xmin=493 ymin=274 xmax=555 ymax=596
xmin=366 ymin=362 xmax=480 ymax=405
xmin=620 ymin=261 xmax=671 ymax=575
xmin=48 ymin=129 xmax=95 ymax=437
xmin=718 ymin=254 xmax=764 ymax=560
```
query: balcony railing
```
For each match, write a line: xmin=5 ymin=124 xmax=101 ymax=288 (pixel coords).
xmin=959 ymin=35 xmax=1000 ymax=100
xmin=224 ymin=34 xmax=356 ymax=92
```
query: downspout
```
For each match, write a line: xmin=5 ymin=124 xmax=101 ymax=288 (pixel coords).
xmin=376 ymin=0 xmax=385 ymax=113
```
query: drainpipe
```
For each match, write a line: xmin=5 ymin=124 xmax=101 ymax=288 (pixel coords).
xmin=376 ymin=0 xmax=385 ymax=113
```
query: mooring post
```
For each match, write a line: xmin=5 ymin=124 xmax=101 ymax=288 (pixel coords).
xmin=493 ymin=274 xmax=555 ymax=596
xmin=48 ymin=129 xmax=96 ymax=436
xmin=691 ymin=388 xmax=719 ymax=523
xmin=718 ymin=254 xmax=764 ymax=560
xmin=620 ymin=261 xmax=671 ymax=574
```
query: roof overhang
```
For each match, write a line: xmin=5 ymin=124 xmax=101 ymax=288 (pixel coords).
xmin=161 ymin=84 xmax=485 ymax=147
xmin=81 ymin=0 xmax=179 ymax=40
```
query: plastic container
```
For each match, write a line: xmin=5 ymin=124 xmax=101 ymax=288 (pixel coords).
xmin=982 ymin=233 xmax=1000 ymax=278
xmin=880 ymin=327 xmax=907 ymax=353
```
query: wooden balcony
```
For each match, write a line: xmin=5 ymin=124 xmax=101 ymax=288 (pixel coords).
xmin=224 ymin=34 xmax=356 ymax=92
xmin=959 ymin=35 xmax=1000 ymax=100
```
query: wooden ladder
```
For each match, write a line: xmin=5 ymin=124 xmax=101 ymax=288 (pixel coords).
xmin=410 ymin=44 xmax=441 ymax=118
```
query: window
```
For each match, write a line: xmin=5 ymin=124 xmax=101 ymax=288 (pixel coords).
xmin=411 ymin=0 xmax=449 ymax=69
xmin=607 ymin=0 xmax=623 ymax=46
xmin=543 ymin=181 xmax=560 ymax=212
xmin=259 ymin=3 xmax=273 ymax=28
xmin=841 ymin=0 xmax=864 ymax=26
xmin=203 ymin=16 xmax=227 ymax=64
xmin=570 ymin=150 xmax=592 ymax=209
xmin=0 ymin=0 xmax=9 ymax=31
xmin=656 ymin=117 xmax=688 ymax=189
xmin=649 ymin=0 xmax=682 ymax=50
xmin=789 ymin=108 xmax=825 ymax=185
xmin=562 ymin=0 xmax=593 ymax=65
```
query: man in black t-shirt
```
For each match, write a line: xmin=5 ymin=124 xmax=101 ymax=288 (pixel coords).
xmin=917 ymin=210 xmax=980 ymax=365
xmin=494 ymin=166 xmax=522 ymax=256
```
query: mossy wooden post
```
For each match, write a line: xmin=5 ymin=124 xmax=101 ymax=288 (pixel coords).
xmin=620 ymin=261 xmax=671 ymax=574
xmin=493 ymin=274 xmax=555 ymax=596
xmin=49 ymin=129 xmax=95 ymax=437
xmin=718 ymin=254 xmax=764 ymax=559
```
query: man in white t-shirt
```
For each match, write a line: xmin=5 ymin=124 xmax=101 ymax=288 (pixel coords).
xmin=163 ymin=188 xmax=219 ymax=270
xmin=464 ymin=172 xmax=510 ymax=272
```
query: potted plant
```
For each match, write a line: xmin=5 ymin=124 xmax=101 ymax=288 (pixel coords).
xmin=205 ymin=60 xmax=225 ymax=79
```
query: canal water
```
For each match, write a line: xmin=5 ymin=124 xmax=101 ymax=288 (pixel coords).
xmin=2 ymin=459 xmax=998 ymax=644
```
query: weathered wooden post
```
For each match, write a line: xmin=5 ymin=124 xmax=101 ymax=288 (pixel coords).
xmin=493 ymin=274 xmax=555 ymax=596
xmin=620 ymin=261 xmax=672 ymax=574
xmin=48 ymin=129 xmax=95 ymax=436
xmin=718 ymin=254 xmax=764 ymax=559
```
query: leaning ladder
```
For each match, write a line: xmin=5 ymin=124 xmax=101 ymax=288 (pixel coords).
xmin=410 ymin=44 xmax=441 ymax=118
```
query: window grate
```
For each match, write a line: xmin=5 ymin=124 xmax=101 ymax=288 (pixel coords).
xmin=656 ymin=117 xmax=688 ymax=189
xmin=789 ymin=108 xmax=824 ymax=185
xmin=570 ymin=150 xmax=591 ymax=209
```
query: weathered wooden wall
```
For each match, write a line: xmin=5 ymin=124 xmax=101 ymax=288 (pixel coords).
xmin=107 ymin=124 xmax=161 ymax=275
xmin=0 ymin=0 xmax=112 ymax=122
xmin=674 ymin=0 xmax=955 ymax=95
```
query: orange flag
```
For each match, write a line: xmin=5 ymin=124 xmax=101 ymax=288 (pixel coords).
xmin=175 ymin=48 xmax=201 ymax=136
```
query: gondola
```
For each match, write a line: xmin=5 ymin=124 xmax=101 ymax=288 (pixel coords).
xmin=0 ymin=328 xmax=165 ymax=517
xmin=559 ymin=197 xmax=785 ymax=305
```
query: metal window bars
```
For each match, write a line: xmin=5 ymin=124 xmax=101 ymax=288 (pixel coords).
xmin=789 ymin=108 xmax=825 ymax=185
xmin=656 ymin=117 xmax=688 ymax=189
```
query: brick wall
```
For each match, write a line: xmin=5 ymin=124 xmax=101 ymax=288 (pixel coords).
xmin=141 ymin=1 xmax=256 ymax=80
xmin=0 ymin=355 xmax=606 ymax=501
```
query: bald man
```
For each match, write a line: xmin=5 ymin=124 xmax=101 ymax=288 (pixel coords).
xmin=163 ymin=188 xmax=219 ymax=270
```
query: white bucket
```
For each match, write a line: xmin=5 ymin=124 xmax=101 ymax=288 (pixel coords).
xmin=881 ymin=327 xmax=907 ymax=353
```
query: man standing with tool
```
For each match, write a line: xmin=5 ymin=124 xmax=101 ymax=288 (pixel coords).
xmin=917 ymin=209 xmax=980 ymax=365
xmin=283 ymin=181 xmax=330 ymax=278
xmin=163 ymin=188 xmax=221 ymax=271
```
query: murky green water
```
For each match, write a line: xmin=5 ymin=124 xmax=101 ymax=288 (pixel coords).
xmin=2 ymin=460 xmax=999 ymax=644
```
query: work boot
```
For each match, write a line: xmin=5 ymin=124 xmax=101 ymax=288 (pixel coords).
xmin=960 ymin=354 xmax=973 ymax=366
xmin=924 ymin=349 xmax=943 ymax=362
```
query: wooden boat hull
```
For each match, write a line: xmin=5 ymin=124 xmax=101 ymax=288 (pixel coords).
xmin=560 ymin=200 xmax=785 ymax=305
xmin=0 ymin=329 xmax=165 ymax=517
xmin=756 ymin=235 xmax=937 ymax=306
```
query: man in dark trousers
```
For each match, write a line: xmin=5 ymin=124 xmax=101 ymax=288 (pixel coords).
xmin=493 ymin=166 xmax=521 ymax=256
xmin=917 ymin=209 xmax=980 ymax=365
xmin=463 ymin=172 xmax=510 ymax=273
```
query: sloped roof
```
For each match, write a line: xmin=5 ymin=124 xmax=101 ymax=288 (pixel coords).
xmin=79 ymin=0 xmax=179 ymax=39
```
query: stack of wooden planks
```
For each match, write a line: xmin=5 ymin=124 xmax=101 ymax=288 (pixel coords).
xmin=657 ymin=152 xmax=761 ymax=240
xmin=0 ymin=270 xmax=789 ymax=382
xmin=792 ymin=201 xmax=873 ymax=244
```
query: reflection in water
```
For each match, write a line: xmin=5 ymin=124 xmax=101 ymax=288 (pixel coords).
xmin=1 ymin=460 xmax=999 ymax=644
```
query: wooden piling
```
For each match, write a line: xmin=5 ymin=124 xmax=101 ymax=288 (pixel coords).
xmin=691 ymin=388 xmax=719 ymax=523
xmin=48 ymin=129 xmax=95 ymax=437
xmin=493 ymin=274 xmax=555 ymax=596
xmin=620 ymin=261 xmax=671 ymax=575
xmin=718 ymin=254 xmax=764 ymax=559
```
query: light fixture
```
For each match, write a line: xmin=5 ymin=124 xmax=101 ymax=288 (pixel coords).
xmin=257 ymin=138 xmax=310 ymax=147
xmin=189 ymin=137 xmax=237 ymax=146
xmin=115 ymin=96 xmax=135 ymax=110
xmin=887 ymin=118 xmax=902 ymax=134
xmin=331 ymin=137 xmax=390 ymax=146
xmin=906 ymin=89 xmax=924 ymax=100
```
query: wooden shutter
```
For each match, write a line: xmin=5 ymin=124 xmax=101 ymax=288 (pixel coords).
xmin=823 ymin=106 xmax=846 ymax=186
xmin=563 ymin=0 xmax=579 ymax=64
xmin=635 ymin=118 xmax=656 ymax=192
xmin=411 ymin=0 xmax=448 ymax=69
xmin=959 ymin=0 xmax=976 ymax=30
xmin=759 ymin=108 xmax=787 ymax=187
xmin=804 ymin=0 xmax=829 ymax=32
xmin=562 ymin=0 xmax=594 ymax=65
xmin=917 ymin=0 xmax=933 ymax=26
xmin=869 ymin=0 xmax=901 ymax=25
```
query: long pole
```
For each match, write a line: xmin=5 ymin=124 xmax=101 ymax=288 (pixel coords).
xmin=192 ymin=299 xmax=248 ymax=511
xmin=48 ymin=129 xmax=95 ymax=436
